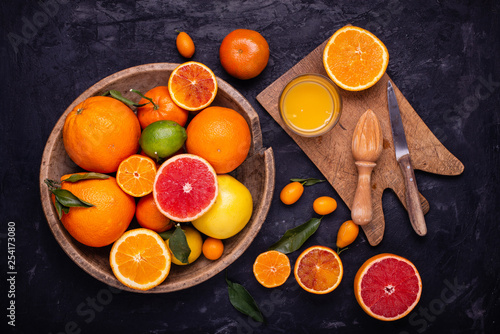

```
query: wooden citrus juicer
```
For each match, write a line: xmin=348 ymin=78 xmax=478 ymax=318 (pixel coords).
xmin=351 ymin=109 xmax=383 ymax=226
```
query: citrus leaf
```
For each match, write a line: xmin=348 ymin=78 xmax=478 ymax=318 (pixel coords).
xmin=54 ymin=198 xmax=64 ymax=219
xmin=158 ymin=230 xmax=174 ymax=241
xmin=51 ymin=189 xmax=94 ymax=208
xmin=44 ymin=178 xmax=60 ymax=190
xmin=62 ymin=172 xmax=109 ymax=183
xmin=268 ymin=217 xmax=323 ymax=254
xmin=169 ymin=226 xmax=191 ymax=264
xmin=130 ymin=89 xmax=158 ymax=110
xmin=290 ymin=178 xmax=326 ymax=186
xmin=226 ymin=273 xmax=264 ymax=323
xmin=102 ymin=90 xmax=148 ymax=107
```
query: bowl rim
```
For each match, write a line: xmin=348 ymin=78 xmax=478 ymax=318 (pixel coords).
xmin=39 ymin=62 xmax=275 ymax=293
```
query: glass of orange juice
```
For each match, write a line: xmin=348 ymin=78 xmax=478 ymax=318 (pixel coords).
xmin=279 ymin=74 xmax=342 ymax=137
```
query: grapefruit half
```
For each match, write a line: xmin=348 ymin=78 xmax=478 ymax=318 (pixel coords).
xmin=354 ymin=253 xmax=422 ymax=321
xmin=153 ymin=154 xmax=218 ymax=222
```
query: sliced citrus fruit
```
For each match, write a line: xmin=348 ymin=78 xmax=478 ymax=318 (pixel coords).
xmin=153 ymin=154 xmax=218 ymax=222
xmin=354 ymin=253 xmax=422 ymax=321
xmin=168 ymin=61 xmax=218 ymax=111
xmin=294 ymin=245 xmax=343 ymax=294
xmin=116 ymin=154 xmax=157 ymax=197
xmin=253 ymin=250 xmax=291 ymax=288
xmin=109 ymin=228 xmax=171 ymax=291
xmin=323 ymin=26 xmax=389 ymax=91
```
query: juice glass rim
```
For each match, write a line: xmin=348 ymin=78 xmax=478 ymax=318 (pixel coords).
xmin=279 ymin=73 xmax=343 ymax=137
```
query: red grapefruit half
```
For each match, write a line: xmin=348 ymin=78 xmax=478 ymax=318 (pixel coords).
xmin=153 ymin=154 xmax=218 ymax=222
xmin=354 ymin=253 xmax=422 ymax=321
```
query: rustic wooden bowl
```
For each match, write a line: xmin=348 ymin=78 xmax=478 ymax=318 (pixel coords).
xmin=39 ymin=63 xmax=275 ymax=293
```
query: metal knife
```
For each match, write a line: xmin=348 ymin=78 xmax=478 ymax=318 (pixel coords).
xmin=387 ymin=81 xmax=427 ymax=236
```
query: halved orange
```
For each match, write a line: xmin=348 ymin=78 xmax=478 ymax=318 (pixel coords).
xmin=354 ymin=253 xmax=422 ymax=321
xmin=116 ymin=154 xmax=157 ymax=197
xmin=294 ymin=245 xmax=343 ymax=294
xmin=168 ymin=61 xmax=218 ymax=111
xmin=253 ymin=250 xmax=291 ymax=288
xmin=323 ymin=26 xmax=389 ymax=91
xmin=109 ymin=228 xmax=171 ymax=291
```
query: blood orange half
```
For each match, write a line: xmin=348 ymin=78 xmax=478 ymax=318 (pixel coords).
xmin=153 ymin=154 xmax=218 ymax=222
xmin=168 ymin=61 xmax=218 ymax=112
xmin=294 ymin=246 xmax=343 ymax=294
xmin=354 ymin=253 xmax=422 ymax=321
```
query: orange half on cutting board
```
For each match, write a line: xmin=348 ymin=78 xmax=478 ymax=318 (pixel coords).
xmin=323 ymin=26 xmax=389 ymax=91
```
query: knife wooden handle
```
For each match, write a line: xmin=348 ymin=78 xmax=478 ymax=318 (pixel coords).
xmin=398 ymin=154 xmax=427 ymax=236
xmin=351 ymin=161 xmax=376 ymax=226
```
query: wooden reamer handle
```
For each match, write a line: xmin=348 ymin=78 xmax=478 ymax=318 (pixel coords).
xmin=351 ymin=161 xmax=377 ymax=225
xmin=398 ymin=154 xmax=427 ymax=236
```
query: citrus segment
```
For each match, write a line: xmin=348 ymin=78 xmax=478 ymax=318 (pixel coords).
xmin=168 ymin=62 xmax=218 ymax=111
xmin=110 ymin=228 xmax=171 ymax=291
xmin=153 ymin=154 xmax=218 ymax=222
xmin=323 ymin=26 xmax=389 ymax=91
xmin=253 ymin=251 xmax=291 ymax=288
xmin=294 ymin=246 xmax=343 ymax=294
xmin=354 ymin=253 xmax=422 ymax=321
xmin=116 ymin=155 xmax=157 ymax=197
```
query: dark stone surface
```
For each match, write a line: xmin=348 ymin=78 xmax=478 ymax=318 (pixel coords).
xmin=1 ymin=0 xmax=499 ymax=333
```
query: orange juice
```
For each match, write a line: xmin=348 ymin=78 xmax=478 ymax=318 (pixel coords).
xmin=279 ymin=74 xmax=342 ymax=137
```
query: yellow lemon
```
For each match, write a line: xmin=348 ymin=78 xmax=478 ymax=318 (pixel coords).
xmin=167 ymin=226 xmax=202 ymax=265
xmin=192 ymin=175 xmax=253 ymax=239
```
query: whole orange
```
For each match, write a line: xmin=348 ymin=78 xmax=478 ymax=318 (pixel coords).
xmin=56 ymin=173 xmax=135 ymax=247
xmin=136 ymin=193 xmax=174 ymax=233
xmin=185 ymin=106 xmax=251 ymax=174
xmin=136 ymin=86 xmax=189 ymax=129
xmin=63 ymin=96 xmax=141 ymax=173
xmin=219 ymin=29 xmax=269 ymax=80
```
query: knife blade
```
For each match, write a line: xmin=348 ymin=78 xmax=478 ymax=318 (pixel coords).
xmin=387 ymin=81 xmax=427 ymax=236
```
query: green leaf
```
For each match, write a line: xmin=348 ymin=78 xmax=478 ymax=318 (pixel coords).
xmin=130 ymin=89 xmax=159 ymax=110
xmin=51 ymin=189 xmax=94 ymax=208
xmin=158 ymin=230 xmax=174 ymax=241
xmin=45 ymin=179 xmax=94 ymax=218
xmin=268 ymin=217 xmax=323 ymax=254
xmin=102 ymin=90 xmax=148 ymax=107
xmin=226 ymin=273 xmax=264 ymax=323
xmin=62 ymin=172 xmax=109 ymax=183
xmin=169 ymin=226 xmax=191 ymax=264
xmin=290 ymin=178 xmax=326 ymax=186
xmin=54 ymin=198 xmax=64 ymax=219
xmin=44 ymin=178 xmax=61 ymax=190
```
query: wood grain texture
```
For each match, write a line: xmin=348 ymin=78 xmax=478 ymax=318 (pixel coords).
xmin=39 ymin=63 xmax=275 ymax=293
xmin=257 ymin=40 xmax=464 ymax=246
xmin=398 ymin=154 xmax=427 ymax=236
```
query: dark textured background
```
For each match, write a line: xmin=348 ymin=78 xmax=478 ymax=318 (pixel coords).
xmin=1 ymin=1 xmax=499 ymax=333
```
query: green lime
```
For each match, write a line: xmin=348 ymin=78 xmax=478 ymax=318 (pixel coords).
xmin=139 ymin=120 xmax=187 ymax=160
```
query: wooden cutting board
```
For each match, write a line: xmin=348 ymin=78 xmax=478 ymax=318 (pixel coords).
xmin=257 ymin=39 xmax=464 ymax=246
